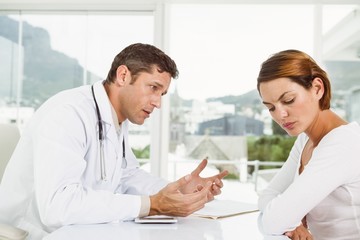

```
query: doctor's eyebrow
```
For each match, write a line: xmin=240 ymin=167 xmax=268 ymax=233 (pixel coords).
xmin=262 ymin=91 xmax=292 ymax=105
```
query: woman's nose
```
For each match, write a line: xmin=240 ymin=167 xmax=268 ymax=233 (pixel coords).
xmin=279 ymin=108 xmax=288 ymax=118
xmin=275 ymin=106 xmax=288 ymax=119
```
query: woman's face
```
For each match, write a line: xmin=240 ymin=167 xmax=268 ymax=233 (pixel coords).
xmin=259 ymin=77 xmax=322 ymax=136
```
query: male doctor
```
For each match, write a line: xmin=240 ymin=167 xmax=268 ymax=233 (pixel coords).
xmin=0 ymin=43 xmax=228 ymax=239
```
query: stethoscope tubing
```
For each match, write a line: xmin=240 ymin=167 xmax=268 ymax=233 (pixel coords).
xmin=91 ymin=84 xmax=127 ymax=182
xmin=91 ymin=85 xmax=107 ymax=181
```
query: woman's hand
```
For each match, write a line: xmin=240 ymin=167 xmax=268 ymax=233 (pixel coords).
xmin=284 ymin=224 xmax=313 ymax=240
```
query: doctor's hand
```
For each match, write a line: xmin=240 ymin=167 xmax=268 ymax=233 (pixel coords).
xmin=179 ymin=159 xmax=228 ymax=201
xmin=149 ymin=174 xmax=212 ymax=217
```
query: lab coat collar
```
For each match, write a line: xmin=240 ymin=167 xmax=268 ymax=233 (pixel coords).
xmin=92 ymin=80 xmax=113 ymax=126
xmin=92 ymin=81 xmax=123 ymax=152
xmin=93 ymin=81 xmax=122 ymax=133
xmin=110 ymin=104 xmax=121 ymax=133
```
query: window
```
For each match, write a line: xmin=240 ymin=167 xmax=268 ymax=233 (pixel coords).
xmin=167 ymin=3 xmax=360 ymax=183
xmin=322 ymin=5 xmax=360 ymax=123
xmin=0 ymin=11 xmax=155 ymax=158
xmin=1 ymin=2 xmax=359 ymax=183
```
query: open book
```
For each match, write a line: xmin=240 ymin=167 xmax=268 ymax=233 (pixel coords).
xmin=0 ymin=223 xmax=28 ymax=240
xmin=192 ymin=199 xmax=258 ymax=219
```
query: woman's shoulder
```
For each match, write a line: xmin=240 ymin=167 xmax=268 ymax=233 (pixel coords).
xmin=344 ymin=121 xmax=360 ymax=131
xmin=319 ymin=122 xmax=360 ymax=154
xmin=329 ymin=122 xmax=360 ymax=140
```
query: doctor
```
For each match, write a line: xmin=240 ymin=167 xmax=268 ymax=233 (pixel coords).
xmin=0 ymin=43 xmax=228 ymax=239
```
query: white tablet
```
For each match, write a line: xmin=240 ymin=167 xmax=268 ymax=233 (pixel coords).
xmin=134 ymin=215 xmax=178 ymax=224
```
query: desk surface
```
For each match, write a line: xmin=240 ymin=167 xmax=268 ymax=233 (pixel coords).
xmin=43 ymin=212 xmax=289 ymax=240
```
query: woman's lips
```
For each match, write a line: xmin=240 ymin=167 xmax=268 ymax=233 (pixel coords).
xmin=282 ymin=122 xmax=295 ymax=129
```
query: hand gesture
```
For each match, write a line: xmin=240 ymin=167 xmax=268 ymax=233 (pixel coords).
xmin=179 ymin=158 xmax=228 ymax=201
xmin=149 ymin=174 xmax=212 ymax=217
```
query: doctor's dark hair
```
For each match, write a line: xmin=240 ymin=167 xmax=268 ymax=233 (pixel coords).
xmin=105 ymin=43 xmax=179 ymax=84
xmin=257 ymin=49 xmax=331 ymax=110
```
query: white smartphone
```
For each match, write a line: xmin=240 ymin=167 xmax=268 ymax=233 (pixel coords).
xmin=134 ymin=215 xmax=178 ymax=224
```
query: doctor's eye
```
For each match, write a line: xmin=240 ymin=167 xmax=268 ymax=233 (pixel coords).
xmin=150 ymin=85 xmax=158 ymax=91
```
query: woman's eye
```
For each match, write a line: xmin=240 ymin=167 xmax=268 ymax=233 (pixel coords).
xmin=284 ymin=98 xmax=294 ymax=104
xmin=264 ymin=105 xmax=275 ymax=112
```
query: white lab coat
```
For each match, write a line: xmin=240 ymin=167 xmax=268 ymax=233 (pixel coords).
xmin=0 ymin=80 xmax=167 ymax=239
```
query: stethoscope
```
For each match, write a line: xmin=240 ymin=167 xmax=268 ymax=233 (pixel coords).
xmin=91 ymin=84 xmax=127 ymax=181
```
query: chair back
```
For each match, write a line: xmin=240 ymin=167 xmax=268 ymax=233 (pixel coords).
xmin=0 ymin=123 xmax=20 ymax=183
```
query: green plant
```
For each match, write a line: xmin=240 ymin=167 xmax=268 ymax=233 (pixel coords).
xmin=247 ymin=135 xmax=296 ymax=170
xmin=132 ymin=145 xmax=150 ymax=159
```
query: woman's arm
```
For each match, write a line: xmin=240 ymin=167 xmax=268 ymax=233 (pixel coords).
xmin=258 ymin=135 xmax=305 ymax=212
xmin=259 ymin=131 xmax=358 ymax=235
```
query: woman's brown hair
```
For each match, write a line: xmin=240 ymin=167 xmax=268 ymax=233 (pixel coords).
xmin=257 ymin=49 xmax=331 ymax=110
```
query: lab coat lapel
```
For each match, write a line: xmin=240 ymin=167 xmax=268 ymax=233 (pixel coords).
xmin=93 ymin=81 xmax=120 ymax=157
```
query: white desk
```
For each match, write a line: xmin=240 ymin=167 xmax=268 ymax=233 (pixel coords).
xmin=43 ymin=212 xmax=289 ymax=240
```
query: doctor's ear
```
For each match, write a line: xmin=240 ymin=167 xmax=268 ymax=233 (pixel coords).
xmin=115 ymin=65 xmax=128 ymax=85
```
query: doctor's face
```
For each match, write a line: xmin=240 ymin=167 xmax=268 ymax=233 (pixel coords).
xmin=118 ymin=66 xmax=171 ymax=125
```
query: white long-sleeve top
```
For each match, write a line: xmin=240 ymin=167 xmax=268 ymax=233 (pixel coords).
xmin=258 ymin=122 xmax=360 ymax=239
xmin=0 ymin=81 xmax=168 ymax=239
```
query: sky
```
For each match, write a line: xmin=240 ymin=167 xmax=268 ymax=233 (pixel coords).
xmin=168 ymin=4 xmax=314 ymax=100
xmin=19 ymin=4 xmax=356 ymax=101
xmin=168 ymin=4 xmax=356 ymax=100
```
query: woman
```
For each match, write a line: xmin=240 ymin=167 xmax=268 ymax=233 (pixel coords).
xmin=257 ymin=49 xmax=360 ymax=239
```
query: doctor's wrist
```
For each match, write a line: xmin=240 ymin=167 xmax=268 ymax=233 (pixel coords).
xmin=149 ymin=194 xmax=161 ymax=216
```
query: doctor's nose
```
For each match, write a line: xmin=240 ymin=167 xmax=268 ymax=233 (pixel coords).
xmin=151 ymin=95 xmax=161 ymax=109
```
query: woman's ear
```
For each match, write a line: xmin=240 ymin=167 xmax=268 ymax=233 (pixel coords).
xmin=312 ymin=77 xmax=324 ymax=100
